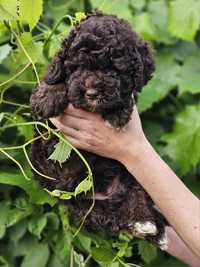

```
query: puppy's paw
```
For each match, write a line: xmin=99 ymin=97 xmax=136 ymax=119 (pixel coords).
xmin=157 ymin=232 xmax=169 ymax=251
xmin=30 ymin=81 xmax=68 ymax=120
xmin=134 ymin=221 xmax=158 ymax=236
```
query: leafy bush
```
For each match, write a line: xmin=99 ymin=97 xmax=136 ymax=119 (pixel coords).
xmin=0 ymin=0 xmax=200 ymax=266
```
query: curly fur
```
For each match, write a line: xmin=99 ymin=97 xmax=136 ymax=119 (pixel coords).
xmin=30 ymin=11 xmax=168 ymax=247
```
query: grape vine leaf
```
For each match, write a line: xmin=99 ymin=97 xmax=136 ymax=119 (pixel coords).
xmin=138 ymin=240 xmax=157 ymax=264
xmin=148 ymin=0 xmax=174 ymax=44
xmin=177 ymin=53 xmax=200 ymax=95
xmin=0 ymin=0 xmax=18 ymax=21
xmin=133 ymin=12 xmax=156 ymax=40
xmin=90 ymin=0 xmax=133 ymax=23
xmin=74 ymin=176 xmax=92 ymax=196
xmin=168 ymin=0 xmax=200 ymax=41
xmin=20 ymin=0 xmax=43 ymax=30
xmin=14 ymin=32 xmax=43 ymax=65
xmin=138 ymin=53 xmax=180 ymax=112
xmin=21 ymin=242 xmax=49 ymax=267
xmin=0 ymin=172 xmax=56 ymax=206
xmin=91 ymin=246 xmax=116 ymax=264
xmin=48 ymin=137 xmax=72 ymax=165
xmin=45 ymin=189 xmax=73 ymax=200
xmin=28 ymin=214 xmax=47 ymax=238
xmin=162 ymin=104 xmax=200 ymax=175
xmin=130 ymin=0 xmax=146 ymax=11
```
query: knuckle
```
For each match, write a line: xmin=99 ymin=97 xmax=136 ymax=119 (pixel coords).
xmin=85 ymin=134 xmax=96 ymax=146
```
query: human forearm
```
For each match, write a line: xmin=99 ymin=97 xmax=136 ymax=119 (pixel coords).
xmin=165 ymin=227 xmax=200 ymax=267
xmin=120 ymin=140 xmax=200 ymax=257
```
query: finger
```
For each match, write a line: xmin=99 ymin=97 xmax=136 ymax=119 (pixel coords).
xmin=64 ymin=104 xmax=96 ymax=120
xmin=64 ymin=135 xmax=83 ymax=149
xmin=59 ymin=114 xmax=89 ymax=131
xmin=64 ymin=135 xmax=93 ymax=151
xmin=50 ymin=117 xmax=83 ymax=138
xmin=50 ymin=115 xmax=88 ymax=132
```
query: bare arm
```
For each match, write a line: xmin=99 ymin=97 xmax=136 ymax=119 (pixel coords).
xmin=120 ymin=137 xmax=200 ymax=258
xmin=165 ymin=227 xmax=200 ymax=267
xmin=50 ymin=105 xmax=200 ymax=258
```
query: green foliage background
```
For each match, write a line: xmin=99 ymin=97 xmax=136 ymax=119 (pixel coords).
xmin=0 ymin=0 xmax=200 ymax=266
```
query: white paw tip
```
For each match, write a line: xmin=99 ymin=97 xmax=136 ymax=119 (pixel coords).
xmin=105 ymin=121 xmax=114 ymax=128
xmin=134 ymin=221 xmax=158 ymax=235
xmin=158 ymin=232 xmax=169 ymax=251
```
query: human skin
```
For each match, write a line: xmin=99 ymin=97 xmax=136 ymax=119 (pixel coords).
xmin=50 ymin=104 xmax=200 ymax=265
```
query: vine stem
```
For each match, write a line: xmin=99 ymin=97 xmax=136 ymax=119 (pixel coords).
xmin=13 ymin=80 xmax=36 ymax=85
xmin=11 ymin=30 xmax=41 ymax=86
xmin=44 ymin=15 xmax=74 ymax=47
xmin=0 ymin=62 xmax=30 ymax=88
xmin=117 ymin=257 xmax=141 ymax=267
xmin=0 ymin=148 xmax=30 ymax=180
xmin=83 ymin=255 xmax=92 ymax=266
xmin=0 ymin=134 xmax=56 ymax=181
xmin=1 ymin=100 xmax=30 ymax=109
xmin=1 ymin=121 xmax=95 ymax=235
xmin=70 ymin=246 xmax=74 ymax=267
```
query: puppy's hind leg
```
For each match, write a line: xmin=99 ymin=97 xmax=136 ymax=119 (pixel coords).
xmin=131 ymin=187 xmax=158 ymax=237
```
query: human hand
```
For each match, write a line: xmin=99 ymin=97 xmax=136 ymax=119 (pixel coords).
xmin=50 ymin=104 xmax=150 ymax=163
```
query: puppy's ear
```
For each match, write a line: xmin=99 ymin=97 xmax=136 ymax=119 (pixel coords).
xmin=137 ymin=41 xmax=155 ymax=86
xmin=30 ymin=81 xmax=68 ymax=121
xmin=44 ymin=49 xmax=66 ymax=85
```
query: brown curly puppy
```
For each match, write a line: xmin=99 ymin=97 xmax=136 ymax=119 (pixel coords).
xmin=30 ymin=11 xmax=168 ymax=248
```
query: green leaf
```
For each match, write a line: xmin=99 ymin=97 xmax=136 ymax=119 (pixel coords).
xmin=178 ymin=53 xmax=200 ymax=95
xmin=138 ymin=240 xmax=157 ymax=264
xmin=75 ymin=231 xmax=92 ymax=253
xmin=113 ymin=241 xmax=128 ymax=258
xmin=130 ymin=0 xmax=146 ymax=11
xmin=14 ymin=32 xmax=43 ymax=65
xmin=91 ymin=246 xmax=116 ymax=264
xmin=74 ymin=176 xmax=92 ymax=196
xmin=20 ymin=0 xmax=43 ymax=30
xmin=12 ymin=114 xmax=33 ymax=141
xmin=9 ymin=219 xmax=27 ymax=243
xmin=45 ymin=189 xmax=73 ymax=200
xmin=46 ymin=212 xmax=60 ymax=230
xmin=48 ymin=254 xmax=64 ymax=267
xmin=21 ymin=242 xmax=49 ymax=267
xmin=75 ymin=12 xmax=86 ymax=23
xmin=168 ymin=0 xmax=200 ymax=41
xmin=0 ymin=0 xmax=18 ymax=21
xmin=162 ymin=104 xmax=200 ymax=175
xmin=0 ymin=44 xmax=11 ymax=63
xmin=0 ymin=256 xmax=9 ymax=267
xmin=138 ymin=53 xmax=180 ymax=112
xmin=48 ymin=138 xmax=72 ymax=165
xmin=133 ymin=13 xmax=156 ymax=40
xmin=0 ymin=201 xmax=10 ymax=239
xmin=0 ymin=172 xmax=56 ymax=206
xmin=90 ymin=0 xmax=133 ymax=23
xmin=148 ymin=0 xmax=174 ymax=44
xmin=28 ymin=214 xmax=47 ymax=238
xmin=6 ymin=207 xmax=32 ymax=227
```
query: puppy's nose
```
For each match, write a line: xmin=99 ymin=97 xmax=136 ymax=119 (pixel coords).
xmin=85 ymin=89 xmax=98 ymax=99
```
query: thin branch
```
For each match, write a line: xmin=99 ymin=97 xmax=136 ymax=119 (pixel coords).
xmin=44 ymin=15 xmax=74 ymax=47
xmin=0 ymin=148 xmax=30 ymax=180
xmin=0 ymin=63 xmax=30 ymax=88
xmin=11 ymin=30 xmax=41 ymax=85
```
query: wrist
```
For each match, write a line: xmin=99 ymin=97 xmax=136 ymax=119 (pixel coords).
xmin=118 ymin=137 xmax=154 ymax=168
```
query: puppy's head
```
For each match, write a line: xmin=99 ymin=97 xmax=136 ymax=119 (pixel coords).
xmin=67 ymin=69 xmax=123 ymax=112
xmin=42 ymin=11 xmax=155 ymax=115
